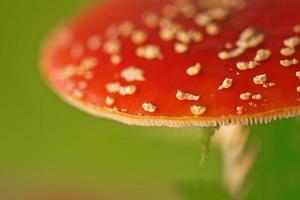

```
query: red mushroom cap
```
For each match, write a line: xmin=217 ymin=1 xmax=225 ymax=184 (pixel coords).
xmin=41 ymin=0 xmax=300 ymax=127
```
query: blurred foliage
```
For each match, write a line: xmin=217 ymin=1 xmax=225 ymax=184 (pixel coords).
xmin=0 ymin=0 xmax=300 ymax=199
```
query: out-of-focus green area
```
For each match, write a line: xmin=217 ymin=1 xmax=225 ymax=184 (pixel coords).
xmin=0 ymin=0 xmax=300 ymax=199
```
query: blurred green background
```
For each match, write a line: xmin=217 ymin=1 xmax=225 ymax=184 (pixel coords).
xmin=0 ymin=0 xmax=300 ymax=199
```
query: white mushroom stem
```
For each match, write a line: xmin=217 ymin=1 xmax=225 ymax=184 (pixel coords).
xmin=213 ymin=125 xmax=257 ymax=196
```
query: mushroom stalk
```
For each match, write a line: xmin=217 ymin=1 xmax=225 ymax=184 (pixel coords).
xmin=214 ymin=125 xmax=257 ymax=196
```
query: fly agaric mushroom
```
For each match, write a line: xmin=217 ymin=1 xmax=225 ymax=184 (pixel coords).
xmin=41 ymin=0 xmax=300 ymax=196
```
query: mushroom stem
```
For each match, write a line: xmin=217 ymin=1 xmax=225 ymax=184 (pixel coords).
xmin=213 ymin=125 xmax=257 ymax=197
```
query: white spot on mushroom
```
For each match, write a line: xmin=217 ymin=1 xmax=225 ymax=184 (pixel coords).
xmin=254 ymin=49 xmax=271 ymax=62
xmin=280 ymin=47 xmax=295 ymax=57
xmin=143 ymin=12 xmax=159 ymax=28
xmin=120 ymin=108 xmax=128 ymax=112
xmin=186 ymin=63 xmax=201 ymax=76
xmin=142 ymin=102 xmax=157 ymax=113
xmin=296 ymin=71 xmax=300 ymax=79
xmin=280 ymin=58 xmax=298 ymax=67
xmin=252 ymin=94 xmax=262 ymax=100
xmin=136 ymin=45 xmax=163 ymax=60
xmin=159 ymin=26 xmax=177 ymax=41
xmin=110 ymin=54 xmax=122 ymax=65
xmin=249 ymin=102 xmax=258 ymax=107
xmin=218 ymin=51 xmax=231 ymax=60
xmin=105 ymin=96 xmax=115 ymax=106
xmin=240 ymin=92 xmax=252 ymax=100
xmin=236 ymin=106 xmax=244 ymax=115
xmin=112 ymin=107 xmax=119 ymax=112
xmin=106 ymin=82 xmax=121 ymax=93
xmin=176 ymin=90 xmax=200 ymax=101
xmin=236 ymin=27 xmax=265 ymax=49
xmin=103 ymin=39 xmax=121 ymax=55
xmin=131 ymin=30 xmax=148 ymax=45
xmin=206 ymin=23 xmax=220 ymax=35
xmin=87 ymin=35 xmax=102 ymax=50
xmin=60 ymin=65 xmax=76 ymax=80
xmin=81 ymin=57 xmax=98 ymax=70
xmin=253 ymin=74 xmax=267 ymax=85
xmin=179 ymin=2 xmax=197 ymax=18
xmin=176 ymin=30 xmax=191 ymax=44
xmin=188 ymin=29 xmax=203 ymax=42
xmin=119 ymin=21 xmax=135 ymax=37
xmin=190 ymin=105 xmax=207 ymax=116
xmin=218 ymin=48 xmax=245 ymax=60
xmin=207 ymin=7 xmax=229 ymax=20
xmin=60 ymin=57 xmax=97 ymax=81
xmin=77 ymin=81 xmax=87 ymax=90
xmin=236 ymin=61 xmax=259 ymax=71
xmin=119 ymin=85 xmax=137 ymax=96
xmin=242 ymin=32 xmax=264 ymax=48
xmin=239 ymin=27 xmax=256 ymax=41
xmin=263 ymin=82 xmax=276 ymax=88
xmin=106 ymin=82 xmax=137 ymax=95
xmin=297 ymin=86 xmax=300 ymax=94
xmin=65 ymin=81 xmax=75 ymax=92
xmin=194 ymin=13 xmax=212 ymax=27
xmin=55 ymin=27 xmax=73 ymax=47
xmin=159 ymin=18 xmax=174 ymax=28
xmin=121 ymin=66 xmax=145 ymax=82
xmin=174 ymin=42 xmax=188 ymax=54
xmin=225 ymin=42 xmax=233 ymax=49
xmin=284 ymin=36 xmax=300 ymax=48
xmin=218 ymin=78 xmax=233 ymax=90
xmin=294 ymin=24 xmax=300 ymax=33
xmin=72 ymin=89 xmax=84 ymax=99
xmin=105 ymin=25 xmax=119 ymax=38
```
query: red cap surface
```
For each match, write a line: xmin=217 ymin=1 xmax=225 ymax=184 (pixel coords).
xmin=42 ymin=0 xmax=300 ymax=127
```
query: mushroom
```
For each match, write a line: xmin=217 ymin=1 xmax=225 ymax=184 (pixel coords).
xmin=41 ymin=0 xmax=300 ymax=196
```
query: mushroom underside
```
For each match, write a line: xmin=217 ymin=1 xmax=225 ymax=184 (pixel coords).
xmin=54 ymin=89 xmax=300 ymax=127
